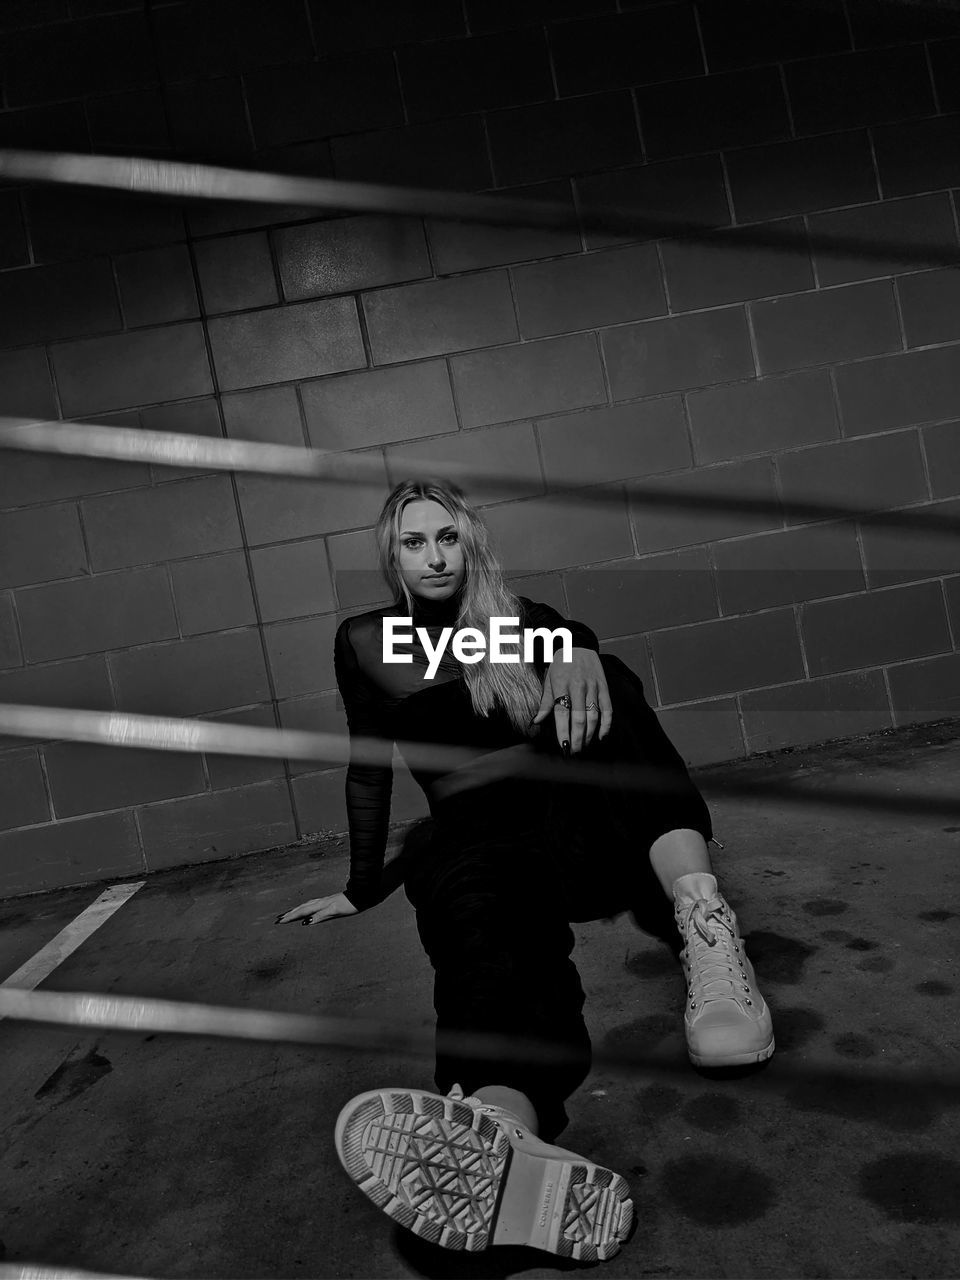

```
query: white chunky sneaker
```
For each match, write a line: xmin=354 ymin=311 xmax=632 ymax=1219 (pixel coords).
xmin=674 ymin=881 xmax=775 ymax=1068
xmin=334 ymin=1084 xmax=634 ymax=1260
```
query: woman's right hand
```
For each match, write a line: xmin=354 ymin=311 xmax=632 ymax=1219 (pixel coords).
xmin=275 ymin=892 xmax=359 ymax=926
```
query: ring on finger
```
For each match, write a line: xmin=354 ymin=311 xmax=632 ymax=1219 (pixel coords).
xmin=554 ymin=694 xmax=572 ymax=710
xmin=586 ymin=701 xmax=599 ymax=711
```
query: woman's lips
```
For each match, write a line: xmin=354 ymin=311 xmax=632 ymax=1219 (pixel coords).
xmin=423 ymin=574 xmax=451 ymax=581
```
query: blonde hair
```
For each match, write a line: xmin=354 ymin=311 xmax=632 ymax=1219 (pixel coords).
xmin=375 ymin=478 xmax=543 ymax=735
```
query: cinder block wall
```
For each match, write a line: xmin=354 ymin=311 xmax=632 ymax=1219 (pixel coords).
xmin=1 ymin=0 xmax=959 ymax=896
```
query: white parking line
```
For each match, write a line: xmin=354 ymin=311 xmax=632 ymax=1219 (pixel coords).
xmin=0 ymin=880 xmax=146 ymax=1005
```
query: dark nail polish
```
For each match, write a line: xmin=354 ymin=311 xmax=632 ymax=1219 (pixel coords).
xmin=561 ymin=740 xmax=569 ymax=756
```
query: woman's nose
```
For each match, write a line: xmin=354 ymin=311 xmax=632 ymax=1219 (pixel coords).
xmin=428 ymin=548 xmax=446 ymax=569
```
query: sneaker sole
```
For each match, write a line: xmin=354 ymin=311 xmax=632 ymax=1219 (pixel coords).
xmin=688 ymin=1033 xmax=776 ymax=1069
xmin=334 ymin=1088 xmax=633 ymax=1260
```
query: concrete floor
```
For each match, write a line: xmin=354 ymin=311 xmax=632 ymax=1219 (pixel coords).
xmin=1 ymin=720 xmax=959 ymax=1280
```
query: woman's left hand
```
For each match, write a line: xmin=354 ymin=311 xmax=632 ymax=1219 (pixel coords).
xmin=532 ymin=647 xmax=612 ymax=754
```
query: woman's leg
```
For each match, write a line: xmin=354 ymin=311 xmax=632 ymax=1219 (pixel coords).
xmin=403 ymin=814 xmax=593 ymax=1142
xmin=554 ymin=655 xmax=774 ymax=1067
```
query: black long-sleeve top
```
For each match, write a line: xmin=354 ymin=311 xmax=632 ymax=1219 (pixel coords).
xmin=333 ymin=592 xmax=600 ymax=909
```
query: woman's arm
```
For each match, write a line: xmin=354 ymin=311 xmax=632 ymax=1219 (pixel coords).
xmin=334 ymin=616 xmax=395 ymax=911
xmin=518 ymin=596 xmax=612 ymax=753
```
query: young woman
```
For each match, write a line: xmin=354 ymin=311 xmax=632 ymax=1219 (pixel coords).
xmin=277 ymin=478 xmax=773 ymax=1262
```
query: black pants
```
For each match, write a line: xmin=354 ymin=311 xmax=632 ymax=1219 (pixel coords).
xmin=401 ymin=654 xmax=713 ymax=1140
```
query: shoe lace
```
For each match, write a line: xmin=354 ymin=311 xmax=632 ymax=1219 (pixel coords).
xmin=681 ymin=896 xmax=753 ymax=1008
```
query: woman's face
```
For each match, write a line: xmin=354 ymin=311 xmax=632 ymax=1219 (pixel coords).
xmin=398 ymin=499 xmax=466 ymax=602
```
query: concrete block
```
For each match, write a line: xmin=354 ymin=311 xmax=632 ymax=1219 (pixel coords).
xmin=778 ymin=431 xmax=928 ymax=528
xmin=276 ymin=215 xmax=431 ymax=301
xmin=848 ymin=0 xmax=960 ymax=48
xmin=87 ymin=88 xmax=169 ymax=153
xmin=888 ymin=651 xmax=960 ymax=723
xmin=697 ymin=0 xmax=849 ymax=72
xmin=0 ymin=811 xmax=142 ymax=897
xmin=138 ymin=779 xmax=296 ymax=871
xmin=0 ymin=347 xmax=57 ymax=418
xmin=801 ymin=580 xmax=952 ymax=675
xmin=0 ymin=748 xmax=50 ymax=831
xmin=26 ymin=188 xmax=184 ymax=264
xmin=0 ymin=504 xmax=87 ymax=590
xmin=82 ymin=476 xmax=242 ymax=572
xmin=246 ymin=52 xmax=402 ymax=150
xmin=111 ymin=630 xmax=271 ymax=716
xmin=201 ymin=703 xmax=287 ymax=791
xmin=427 ymin=180 xmax=580 ymax=274
xmin=310 ymin=0 xmax=465 ymax=52
xmin=207 ymin=298 xmax=365 ymax=391
xmin=565 ymin=548 xmax=718 ymax=639
xmin=194 ymin=233 xmax=279 ymax=314
xmin=740 ymin=669 xmax=891 ymax=754
xmin=0 ymin=99 xmax=88 ymax=150
xmin=154 ymin=0 xmax=313 ymax=80
xmin=944 ymin=574 xmax=960 ymax=638
xmin=860 ymin=497 xmax=960 ymax=588
xmin=291 ymin=767 xmax=347 ymax=834
xmin=631 ymin=456 xmax=783 ymax=553
xmin=52 ymin=323 xmax=213 ymax=417
xmin=466 ymin=0 xmax=616 ymax=35
xmin=603 ymin=307 xmax=754 ymax=399
xmin=687 ymin=369 xmax=839 ymax=464
xmin=873 ymin=115 xmax=960 ymax=198
xmin=364 ymin=272 xmax=518 ymax=363
xmin=786 ymin=46 xmax=934 ymax=135
xmin=0 ymin=655 xmax=114 ymax=750
xmin=44 ymin=740 xmax=206 ymax=819
xmin=222 ymin=385 xmax=305 ymax=447
xmin=0 ymin=259 xmax=120 ymax=348
xmin=165 ymin=76 xmax=253 ymax=160
xmin=332 ymin=116 xmax=491 ymax=189
xmin=725 ymin=131 xmax=878 ymax=223
xmin=115 ymin=245 xmax=199 ymax=327
xmin=0 ymin=455 xmax=152 ymax=510
xmin=398 ymin=27 xmax=553 ymax=120
xmin=452 ymin=333 xmax=606 ymax=427
xmin=235 ymin=460 xmax=389 ymax=542
xmin=513 ymin=244 xmax=665 ymax=338
xmin=327 ymin=528 xmax=390 ymax=611
xmin=639 ymin=66 xmax=790 ymax=160
xmin=302 ymin=361 xmax=457 ymax=450
xmin=277 ymin=689 xmax=347 ymax=777
xmin=655 ymin=698 xmax=745 ymax=767
xmin=385 ymin=422 xmax=543 ymax=505
xmin=17 ymin=566 xmax=177 ymax=664
xmin=250 ymin=538 xmax=336 ymax=623
xmin=550 ymin=6 xmax=702 ymax=95
xmin=597 ymin=632 xmax=655 ymax=691
xmin=482 ymin=489 xmax=634 ymax=573
xmin=0 ymin=593 xmax=22 ymax=669
xmin=3 ymin=11 xmax=156 ymax=105
xmin=899 ymin=268 xmax=960 ymax=349
xmin=0 ymin=191 xmax=28 ymax=269
xmin=752 ymin=279 xmax=902 ymax=375
xmin=487 ymin=92 xmax=641 ymax=187
xmin=924 ymin=421 xmax=960 ymax=499
xmin=264 ymin=614 xmax=338 ymax=698
xmin=170 ymin=551 xmax=258 ymax=636
xmin=538 ymin=398 xmax=691 ymax=489
xmin=714 ymin=522 xmax=865 ymax=614
xmin=651 ymin=608 xmax=805 ymax=701
xmin=660 ymin=217 xmax=813 ymax=312
xmin=807 ymin=194 xmax=957 ymax=287
xmin=929 ymin=37 xmax=960 ymax=112
xmin=835 ymin=345 xmax=960 ymax=435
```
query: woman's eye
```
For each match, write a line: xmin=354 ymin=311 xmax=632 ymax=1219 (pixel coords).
xmin=402 ymin=539 xmax=423 ymax=549
xmin=441 ymin=533 xmax=458 ymax=545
